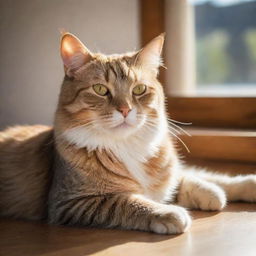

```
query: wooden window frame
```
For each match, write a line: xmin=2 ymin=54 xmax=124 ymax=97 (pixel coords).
xmin=140 ymin=0 xmax=256 ymax=129
xmin=140 ymin=0 xmax=256 ymax=166
xmin=167 ymin=97 xmax=256 ymax=129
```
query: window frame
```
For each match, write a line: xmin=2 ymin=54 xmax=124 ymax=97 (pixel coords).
xmin=140 ymin=0 xmax=256 ymax=129
xmin=140 ymin=0 xmax=256 ymax=168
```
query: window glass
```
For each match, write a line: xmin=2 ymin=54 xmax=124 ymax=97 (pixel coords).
xmin=191 ymin=0 xmax=256 ymax=95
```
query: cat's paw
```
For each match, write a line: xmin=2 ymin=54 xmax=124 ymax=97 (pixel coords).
xmin=178 ymin=179 xmax=227 ymax=211
xmin=196 ymin=187 xmax=226 ymax=211
xmin=149 ymin=205 xmax=191 ymax=235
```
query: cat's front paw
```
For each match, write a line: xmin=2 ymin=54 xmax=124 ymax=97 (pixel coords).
xmin=149 ymin=205 xmax=191 ymax=235
xmin=178 ymin=180 xmax=227 ymax=211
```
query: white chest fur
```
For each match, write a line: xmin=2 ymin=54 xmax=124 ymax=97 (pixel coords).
xmin=63 ymin=112 xmax=173 ymax=201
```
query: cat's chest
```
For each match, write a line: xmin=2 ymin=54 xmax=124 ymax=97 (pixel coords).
xmin=111 ymin=143 xmax=173 ymax=202
xmin=118 ymin=150 xmax=153 ymax=187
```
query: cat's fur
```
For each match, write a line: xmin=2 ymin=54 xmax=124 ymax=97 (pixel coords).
xmin=0 ymin=33 xmax=255 ymax=234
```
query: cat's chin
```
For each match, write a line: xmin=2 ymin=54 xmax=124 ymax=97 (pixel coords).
xmin=112 ymin=122 xmax=133 ymax=130
xmin=106 ymin=119 xmax=146 ymax=138
xmin=107 ymin=123 xmax=137 ymax=138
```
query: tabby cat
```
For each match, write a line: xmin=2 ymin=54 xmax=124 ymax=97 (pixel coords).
xmin=0 ymin=33 xmax=255 ymax=234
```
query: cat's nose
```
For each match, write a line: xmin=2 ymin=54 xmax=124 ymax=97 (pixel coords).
xmin=117 ymin=106 xmax=131 ymax=118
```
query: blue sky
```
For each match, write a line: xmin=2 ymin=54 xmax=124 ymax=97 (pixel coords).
xmin=190 ymin=0 xmax=256 ymax=6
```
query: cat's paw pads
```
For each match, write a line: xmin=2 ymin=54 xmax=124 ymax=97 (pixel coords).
xmin=149 ymin=205 xmax=191 ymax=235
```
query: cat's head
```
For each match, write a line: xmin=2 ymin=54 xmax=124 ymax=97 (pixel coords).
xmin=55 ymin=33 xmax=167 ymax=149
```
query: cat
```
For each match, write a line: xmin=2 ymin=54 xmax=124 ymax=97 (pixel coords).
xmin=0 ymin=33 xmax=256 ymax=234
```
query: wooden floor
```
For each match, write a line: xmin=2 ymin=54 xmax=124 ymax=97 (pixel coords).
xmin=1 ymin=203 xmax=256 ymax=256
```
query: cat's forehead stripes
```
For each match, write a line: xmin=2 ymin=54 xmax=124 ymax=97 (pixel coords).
xmin=104 ymin=62 xmax=118 ymax=84
xmin=103 ymin=59 xmax=137 ymax=84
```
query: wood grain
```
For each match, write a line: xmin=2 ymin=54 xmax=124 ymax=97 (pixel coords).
xmin=168 ymin=97 xmax=256 ymax=129
xmin=177 ymin=128 xmax=256 ymax=164
xmin=1 ymin=203 xmax=256 ymax=256
xmin=140 ymin=0 xmax=165 ymax=84
xmin=184 ymin=158 xmax=256 ymax=175
xmin=140 ymin=0 xmax=165 ymax=47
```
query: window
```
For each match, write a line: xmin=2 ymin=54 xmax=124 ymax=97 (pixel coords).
xmin=192 ymin=0 xmax=256 ymax=96
xmin=140 ymin=0 xmax=256 ymax=128
xmin=140 ymin=0 xmax=256 ymax=167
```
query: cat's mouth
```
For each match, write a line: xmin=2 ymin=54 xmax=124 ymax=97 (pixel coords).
xmin=111 ymin=121 xmax=134 ymax=129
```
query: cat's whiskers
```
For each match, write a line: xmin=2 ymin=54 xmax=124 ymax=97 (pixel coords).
xmin=168 ymin=125 xmax=181 ymax=135
xmin=168 ymin=130 xmax=190 ymax=153
xmin=145 ymin=118 xmax=190 ymax=153
xmin=143 ymin=120 xmax=160 ymax=133
xmin=100 ymin=114 xmax=113 ymax=119
xmin=170 ymin=122 xmax=191 ymax=137
xmin=54 ymin=119 xmax=99 ymax=143
xmin=167 ymin=118 xmax=192 ymax=126
xmin=107 ymin=120 xmax=124 ymax=128
xmin=73 ymin=119 xmax=99 ymax=129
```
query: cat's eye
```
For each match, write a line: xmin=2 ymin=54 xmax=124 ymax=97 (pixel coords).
xmin=92 ymin=84 xmax=109 ymax=96
xmin=132 ymin=84 xmax=147 ymax=96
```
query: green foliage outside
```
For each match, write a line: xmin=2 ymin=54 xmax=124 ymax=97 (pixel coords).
xmin=245 ymin=29 xmax=256 ymax=81
xmin=196 ymin=29 xmax=256 ymax=85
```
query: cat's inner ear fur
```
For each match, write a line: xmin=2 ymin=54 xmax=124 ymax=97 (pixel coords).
xmin=134 ymin=33 xmax=165 ymax=74
xmin=60 ymin=33 xmax=93 ymax=77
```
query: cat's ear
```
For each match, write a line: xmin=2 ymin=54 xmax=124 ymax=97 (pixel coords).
xmin=134 ymin=33 xmax=165 ymax=74
xmin=60 ymin=33 xmax=93 ymax=77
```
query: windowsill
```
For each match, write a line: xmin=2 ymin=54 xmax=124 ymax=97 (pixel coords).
xmin=168 ymin=84 xmax=256 ymax=97
xmin=167 ymin=97 xmax=256 ymax=129
xmin=196 ymin=84 xmax=256 ymax=97
xmin=176 ymin=127 xmax=256 ymax=164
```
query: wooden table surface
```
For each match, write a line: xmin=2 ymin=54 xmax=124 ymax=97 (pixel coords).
xmin=1 ymin=203 xmax=256 ymax=256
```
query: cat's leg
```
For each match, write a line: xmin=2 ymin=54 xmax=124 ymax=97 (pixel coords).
xmin=177 ymin=173 xmax=227 ymax=211
xmin=191 ymin=170 xmax=256 ymax=203
xmin=49 ymin=193 xmax=191 ymax=235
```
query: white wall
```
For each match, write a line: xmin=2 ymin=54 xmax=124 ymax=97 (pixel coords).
xmin=0 ymin=0 xmax=139 ymax=129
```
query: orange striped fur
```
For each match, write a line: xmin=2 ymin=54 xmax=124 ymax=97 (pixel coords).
xmin=1 ymin=33 xmax=256 ymax=235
